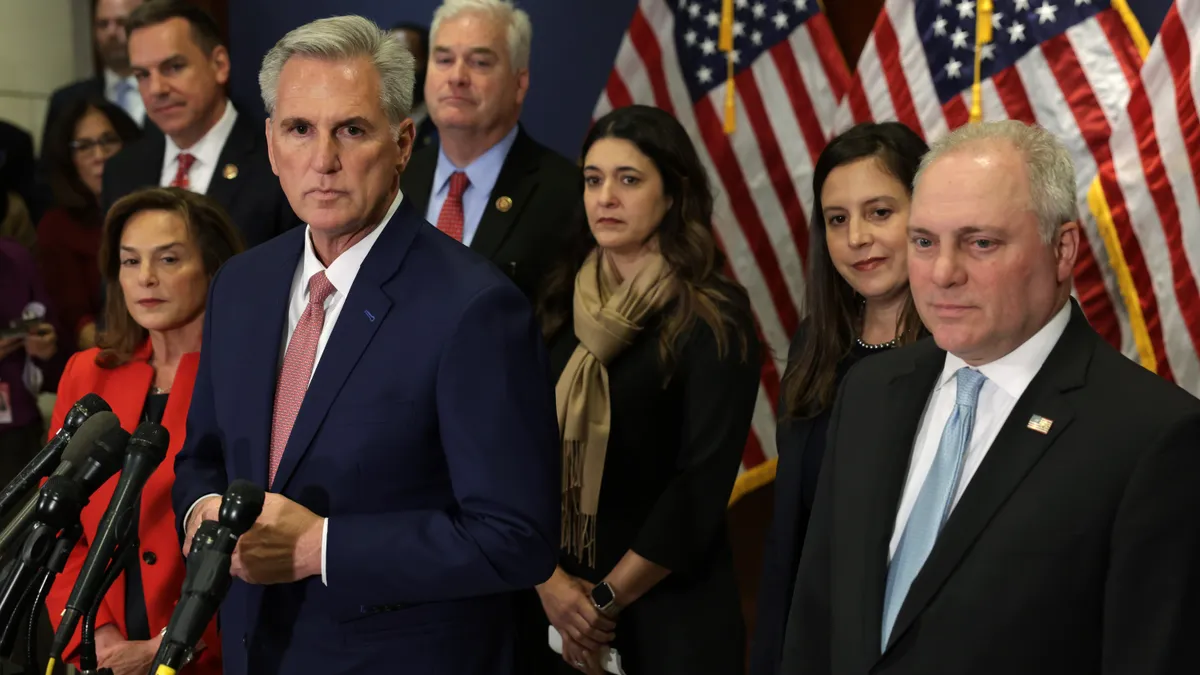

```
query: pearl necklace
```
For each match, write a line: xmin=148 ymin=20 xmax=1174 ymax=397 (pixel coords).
xmin=856 ymin=336 xmax=897 ymax=350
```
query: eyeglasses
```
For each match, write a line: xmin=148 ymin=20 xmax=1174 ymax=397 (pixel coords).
xmin=69 ymin=135 xmax=122 ymax=155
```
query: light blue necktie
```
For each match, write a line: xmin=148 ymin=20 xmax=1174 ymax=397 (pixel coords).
xmin=881 ymin=366 xmax=988 ymax=649
xmin=114 ymin=79 xmax=136 ymax=119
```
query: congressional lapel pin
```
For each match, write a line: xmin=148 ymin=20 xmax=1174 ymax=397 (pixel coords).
xmin=496 ymin=196 xmax=513 ymax=212
xmin=1027 ymin=415 xmax=1053 ymax=434
xmin=363 ymin=310 xmax=375 ymax=322
xmin=223 ymin=163 xmax=238 ymax=180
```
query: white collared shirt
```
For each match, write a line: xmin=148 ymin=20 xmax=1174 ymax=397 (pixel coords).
xmin=160 ymin=99 xmax=237 ymax=195
xmin=184 ymin=191 xmax=403 ymax=586
xmin=104 ymin=69 xmax=145 ymax=126
xmin=887 ymin=302 xmax=1072 ymax=559
xmin=283 ymin=189 xmax=402 ymax=586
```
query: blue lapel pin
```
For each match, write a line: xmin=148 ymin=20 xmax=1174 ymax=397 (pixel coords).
xmin=364 ymin=310 xmax=375 ymax=322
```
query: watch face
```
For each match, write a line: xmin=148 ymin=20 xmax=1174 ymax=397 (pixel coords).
xmin=591 ymin=582 xmax=615 ymax=608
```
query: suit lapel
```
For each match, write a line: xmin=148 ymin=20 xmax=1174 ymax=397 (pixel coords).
xmin=270 ymin=200 xmax=421 ymax=492
xmin=135 ymin=131 xmax=166 ymax=189
xmin=244 ymin=233 xmax=304 ymax=488
xmin=882 ymin=305 xmax=1093 ymax=654
xmin=857 ymin=343 xmax=944 ymax=655
xmin=469 ymin=129 xmax=539 ymax=261
xmin=204 ymin=110 xmax=256 ymax=212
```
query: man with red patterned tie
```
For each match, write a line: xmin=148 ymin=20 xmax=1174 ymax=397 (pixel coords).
xmin=101 ymin=0 xmax=299 ymax=249
xmin=172 ymin=13 xmax=560 ymax=675
xmin=401 ymin=0 xmax=579 ymax=300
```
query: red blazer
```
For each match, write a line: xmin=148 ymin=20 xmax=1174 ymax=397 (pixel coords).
xmin=46 ymin=341 xmax=221 ymax=674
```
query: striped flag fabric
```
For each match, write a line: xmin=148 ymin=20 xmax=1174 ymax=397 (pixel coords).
xmin=837 ymin=0 xmax=1148 ymax=361
xmin=1086 ymin=0 xmax=1200 ymax=395
xmin=593 ymin=0 xmax=851 ymax=502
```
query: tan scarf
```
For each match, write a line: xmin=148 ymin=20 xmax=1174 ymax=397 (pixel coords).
xmin=556 ymin=249 xmax=676 ymax=565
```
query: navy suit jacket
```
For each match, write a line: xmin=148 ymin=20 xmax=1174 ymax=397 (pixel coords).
xmin=172 ymin=196 xmax=561 ymax=675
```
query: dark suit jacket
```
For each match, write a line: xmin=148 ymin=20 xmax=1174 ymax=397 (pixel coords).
xmin=780 ymin=302 xmax=1200 ymax=675
xmin=172 ymin=197 xmax=561 ymax=675
xmin=101 ymin=104 xmax=300 ymax=249
xmin=401 ymin=126 xmax=579 ymax=299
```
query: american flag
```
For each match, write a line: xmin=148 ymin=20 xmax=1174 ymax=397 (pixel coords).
xmin=1087 ymin=0 xmax=1200 ymax=395
xmin=594 ymin=0 xmax=850 ymax=500
xmin=838 ymin=0 xmax=1147 ymax=362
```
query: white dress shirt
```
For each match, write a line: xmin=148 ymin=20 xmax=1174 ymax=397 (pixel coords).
xmin=888 ymin=303 xmax=1072 ymax=559
xmin=159 ymin=99 xmax=237 ymax=194
xmin=185 ymin=191 xmax=403 ymax=586
xmin=104 ymin=69 xmax=145 ymax=126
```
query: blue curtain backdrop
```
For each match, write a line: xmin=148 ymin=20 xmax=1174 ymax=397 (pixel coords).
xmin=228 ymin=0 xmax=1175 ymax=161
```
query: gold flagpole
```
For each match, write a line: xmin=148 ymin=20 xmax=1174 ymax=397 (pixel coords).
xmin=970 ymin=0 xmax=994 ymax=123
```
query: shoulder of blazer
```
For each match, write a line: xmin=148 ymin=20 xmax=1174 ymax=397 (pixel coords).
xmin=106 ymin=130 xmax=166 ymax=193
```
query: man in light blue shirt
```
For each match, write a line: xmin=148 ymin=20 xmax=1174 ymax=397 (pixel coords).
xmin=402 ymin=0 xmax=580 ymax=299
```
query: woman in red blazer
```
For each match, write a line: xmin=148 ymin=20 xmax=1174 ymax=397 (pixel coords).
xmin=46 ymin=187 xmax=243 ymax=675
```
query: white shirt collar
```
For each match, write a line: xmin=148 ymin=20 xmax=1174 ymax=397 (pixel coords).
xmin=298 ymin=190 xmax=405 ymax=298
xmin=938 ymin=302 xmax=1072 ymax=399
xmin=165 ymin=99 xmax=237 ymax=165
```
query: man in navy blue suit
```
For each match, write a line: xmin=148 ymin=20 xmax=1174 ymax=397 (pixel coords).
xmin=172 ymin=14 xmax=561 ymax=675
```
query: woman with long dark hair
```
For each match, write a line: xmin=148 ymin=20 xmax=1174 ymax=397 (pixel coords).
xmin=517 ymin=104 xmax=761 ymax=675
xmin=750 ymin=122 xmax=929 ymax=675
xmin=36 ymin=97 xmax=140 ymax=352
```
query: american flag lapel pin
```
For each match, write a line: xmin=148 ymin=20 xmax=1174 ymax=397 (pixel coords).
xmin=1027 ymin=415 xmax=1053 ymax=434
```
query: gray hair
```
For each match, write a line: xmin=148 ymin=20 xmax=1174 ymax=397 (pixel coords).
xmin=431 ymin=0 xmax=533 ymax=71
xmin=914 ymin=120 xmax=1078 ymax=243
xmin=259 ymin=15 xmax=416 ymax=132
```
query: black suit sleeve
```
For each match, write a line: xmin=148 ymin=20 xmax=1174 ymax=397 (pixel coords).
xmin=1102 ymin=410 xmax=1200 ymax=674
xmin=631 ymin=318 xmax=761 ymax=575
xmin=778 ymin=366 xmax=844 ymax=675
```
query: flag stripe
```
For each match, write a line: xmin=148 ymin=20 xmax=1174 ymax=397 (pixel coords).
xmin=874 ymin=13 xmax=925 ymax=137
xmin=606 ymin=69 xmax=635 ymax=109
xmin=630 ymin=7 xmax=678 ymax=115
xmin=990 ymin=67 xmax=1038 ymax=124
xmin=770 ymin=41 xmax=830 ymax=182
xmin=807 ymin=14 xmax=849 ymax=101
xmin=695 ymin=97 xmax=802 ymax=335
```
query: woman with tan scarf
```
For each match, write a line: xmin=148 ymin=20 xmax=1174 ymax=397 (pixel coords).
xmin=514 ymin=105 xmax=761 ymax=675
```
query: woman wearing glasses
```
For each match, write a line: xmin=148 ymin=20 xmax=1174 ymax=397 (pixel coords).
xmin=37 ymin=98 xmax=140 ymax=352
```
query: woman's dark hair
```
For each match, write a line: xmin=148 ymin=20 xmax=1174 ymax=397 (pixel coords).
xmin=537 ymin=104 xmax=752 ymax=370
xmin=44 ymin=98 xmax=140 ymax=220
xmin=781 ymin=122 xmax=929 ymax=420
xmin=96 ymin=187 xmax=244 ymax=368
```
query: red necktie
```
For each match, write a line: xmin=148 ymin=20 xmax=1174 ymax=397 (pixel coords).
xmin=171 ymin=153 xmax=196 ymax=190
xmin=436 ymin=172 xmax=470 ymax=242
xmin=269 ymin=271 xmax=336 ymax=486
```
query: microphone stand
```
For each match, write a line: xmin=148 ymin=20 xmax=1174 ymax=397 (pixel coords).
xmin=74 ymin=526 xmax=137 ymax=675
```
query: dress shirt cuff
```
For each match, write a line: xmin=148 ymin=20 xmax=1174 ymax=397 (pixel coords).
xmin=184 ymin=494 xmax=222 ymax=541
xmin=321 ymin=518 xmax=329 ymax=586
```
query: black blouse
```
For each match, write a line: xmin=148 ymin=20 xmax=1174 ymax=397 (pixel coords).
xmin=122 ymin=391 xmax=168 ymax=641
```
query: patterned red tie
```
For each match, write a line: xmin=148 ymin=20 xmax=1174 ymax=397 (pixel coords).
xmin=269 ymin=271 xmax=336 ymax=486
xmin=436 ymin=171 xmax=470 ymax=242
xmin=171 ymin=153 xmax=196 ymax=190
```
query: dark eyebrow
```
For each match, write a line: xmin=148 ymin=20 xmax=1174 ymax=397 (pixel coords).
xmin=132 ymin=54 xmax=186 ymax=73
xmin=120 ymin=242 xmax=184 ymax=254
xmin=582 ymin=165 xmax=645 ymax=173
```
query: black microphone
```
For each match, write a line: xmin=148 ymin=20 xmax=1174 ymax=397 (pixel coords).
xmin=0 ymin=393 xmax=110 ymax=519
xmin=151 ymin=480 xmax=265 ymax=674
xmin=0 ymin=411 xmax=121 ymax=556
xmin=48 ymin=421 xmax=169 ymax=665
xmin=0 ymin=422 xmax=131 ymax=658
